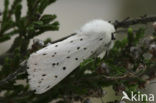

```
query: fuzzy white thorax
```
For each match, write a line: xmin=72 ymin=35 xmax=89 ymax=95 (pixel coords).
xmin=79 ymin=19 xmax=115 ymax=36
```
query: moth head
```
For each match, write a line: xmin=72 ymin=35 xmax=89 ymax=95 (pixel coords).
xmin=80 ymin=19 xmax=116 ymax=40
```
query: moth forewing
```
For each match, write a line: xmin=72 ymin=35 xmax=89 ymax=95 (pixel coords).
xmin=27 ymin=19 xmax=115 ymax=94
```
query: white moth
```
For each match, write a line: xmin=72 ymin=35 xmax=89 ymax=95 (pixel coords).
xmin=27 ymin=20 xmax=115 ymax=94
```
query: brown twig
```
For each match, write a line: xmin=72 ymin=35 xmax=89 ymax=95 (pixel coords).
xmin=50 ymin=33 xmax=77 ymax=44
xmin=114 ymin=15 xmax=156 ymax=28
xmin=102 ymin=64 xmax=147 ymax=80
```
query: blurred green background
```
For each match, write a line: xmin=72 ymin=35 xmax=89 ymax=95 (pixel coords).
xmin=0 ymin=0 xmax=156 ymax=102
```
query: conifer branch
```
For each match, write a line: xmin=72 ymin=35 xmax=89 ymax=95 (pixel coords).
xmin=0 ymin=61 xmax=27 ymax=86
xmin=114 ymin=15 xmax=156 ymax=28
xmin=0 ymin=15 xmax=156 ymax=87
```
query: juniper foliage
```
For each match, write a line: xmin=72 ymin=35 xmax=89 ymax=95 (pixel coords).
xmin=0 ymin=0 xmax=156 ymax=103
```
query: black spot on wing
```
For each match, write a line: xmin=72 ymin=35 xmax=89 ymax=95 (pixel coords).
xmin=52 ymin=62 xmax=59 ymax=66
xmin=63 ymin=67 xmax=66 ymax=70
xmin=52 ymin=63 xmax=56 ymax=66
xmin=55 ymin=75 xmax=58 ymax=78
xmin=43 ymin=53 xmax=47 ymax=55
xmin=77 ymin=47 xmax=80 ymax=50
xmin=99 ymin=38 xmax=103 ymax=41
xmin=42 ymin=74 xmax=46 ymax=76
xmin=52 ymin=52 xmax=57 ymax=57
xmin=84 ymin=47 xmax=87 ymax=50
xmin=27 ymin=67 xmax=29 ymax=69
